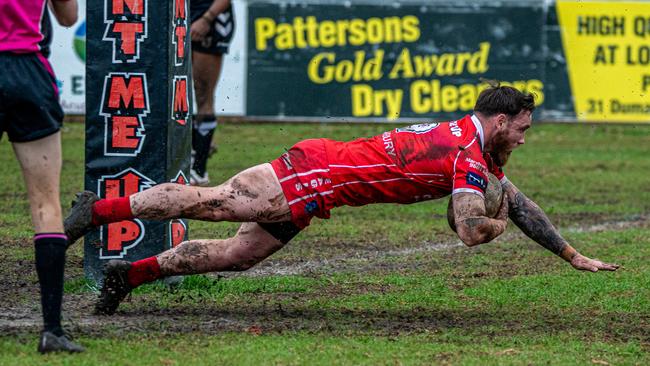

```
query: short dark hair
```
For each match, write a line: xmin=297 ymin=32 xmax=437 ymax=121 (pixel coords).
xmin=473 ymin=84 xmax=536 ymax=117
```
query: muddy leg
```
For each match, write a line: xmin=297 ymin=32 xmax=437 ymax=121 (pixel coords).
xmin=156 ymin=223 xmax=284 ymax=275
xmin=130 ymin=163 xmax=291 ymax=223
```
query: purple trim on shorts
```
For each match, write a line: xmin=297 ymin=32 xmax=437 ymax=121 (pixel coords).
xmin=34 ymin=233 xmax=68 ymax=241
xmin=36 ymin=52 xmax=59 ymax=98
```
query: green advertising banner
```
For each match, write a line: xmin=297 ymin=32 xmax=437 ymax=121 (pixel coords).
xmin=247 ymin=2 xmax=546 ymax=121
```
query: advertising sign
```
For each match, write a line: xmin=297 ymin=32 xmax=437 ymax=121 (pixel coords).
xmin=247 ymin=2 xmax=546 ymax=121
xmin=49 ymin=1 xmax=87 ymax=114
xmin=557 ymin=1 xmax=650 ymax=122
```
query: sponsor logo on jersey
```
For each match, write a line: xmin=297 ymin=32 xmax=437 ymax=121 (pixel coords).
xmin=172 ymin=76 xmax=189 ymax=125
xmin=466 ymin=171 xmax=487 ymax=191
xmin=382 ymin=131 xmax=396 ymax=156
xmin=97 ymin=168 xmax=155 ymax=259
xmin=305 ymin=200 xmax=319 ymax=214
xmin=465 ymin=157 xmax=488 ymax=174
xmin=295 ymin=177 xmax=331 ymax=192
xmin=449 ymin=121 xmax=462 ymax=137
xmin=103 ymin=0 xmax=148 ymax=64
xmin=100 ymin=72 xmax=149 ymax=156
xmin=310 ymin=177 xmax=329 ymax=188
xmin=396 ymin=123 xmax=440 ymax=134
xmin=172 ymin=0 xmax=188 ymax=66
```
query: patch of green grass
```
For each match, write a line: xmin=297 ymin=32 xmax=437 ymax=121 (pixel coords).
xmin=63 ymin=277 xmax=97 ymax=293
xmin=463 ymin=271 xmax=649 ymax=312
xmin=3 ymin=245 xmax=34 ymax=262
xmin=0 ymin=333 xmax=647 ymax=366
xmin=135 ymin=274 xmax=317 ymax=296
xmin=106 ymin=274 xmax=322 ymax=311
xmin=455 ymin=229 xmax=650 ymax=313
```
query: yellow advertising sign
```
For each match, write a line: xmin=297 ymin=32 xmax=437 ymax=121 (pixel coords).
xmin=557 ymin=1 xmax=650 ymax=122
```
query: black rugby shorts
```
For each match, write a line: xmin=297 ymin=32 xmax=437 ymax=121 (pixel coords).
xmin=0 ymin=52 xmax=63 ymax=142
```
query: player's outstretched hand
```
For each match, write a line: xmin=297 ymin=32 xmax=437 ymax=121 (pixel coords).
xmin=570 ymin=253 xmax=620 ymax=272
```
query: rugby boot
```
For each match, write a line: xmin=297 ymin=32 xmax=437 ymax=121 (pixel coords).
xmin=189 ymin=168 xmax=210 ymax=186
xmin=189 ymin=151 xmax=210 ymax=186
xmin=94 ymin=260 xmax=133 ymax=315
xmin=38 ymin=331 xmax=85 ymax=354
xmin=64 ymin=191 xmax=99 ymax=246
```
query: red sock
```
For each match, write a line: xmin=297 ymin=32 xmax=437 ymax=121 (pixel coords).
xmin=92 ymin=197 xmax=134 ymax=225
xmin=127 ymin=257 xmax=161 ymax=288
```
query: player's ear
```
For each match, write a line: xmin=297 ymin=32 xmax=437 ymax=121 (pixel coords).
xmin=496 ymin=113 xmax=508 ymax=129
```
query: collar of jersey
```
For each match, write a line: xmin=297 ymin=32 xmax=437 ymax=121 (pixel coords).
xmin=470 ymin=114 xmax=485 ymax=151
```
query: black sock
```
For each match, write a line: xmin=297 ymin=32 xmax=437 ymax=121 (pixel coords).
xmin=34 ymin=233 xmax=67 ymax=337
xmin=191 ymin=114 xmax=217 ymax=177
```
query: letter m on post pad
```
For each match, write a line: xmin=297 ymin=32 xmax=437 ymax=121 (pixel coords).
xmin=100 ymin=72 xmax=149 ymax=156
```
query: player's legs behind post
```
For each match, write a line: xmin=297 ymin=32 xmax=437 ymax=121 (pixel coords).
xmin=65 ymin=163 xmax=295 ymax=315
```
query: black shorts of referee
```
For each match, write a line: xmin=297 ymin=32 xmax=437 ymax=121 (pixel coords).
xmin=0 ymin=52 xmax=64 ymax=142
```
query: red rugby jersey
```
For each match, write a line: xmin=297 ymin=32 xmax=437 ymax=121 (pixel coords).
xmin=325 ymin=115 xmax=505 ymax=208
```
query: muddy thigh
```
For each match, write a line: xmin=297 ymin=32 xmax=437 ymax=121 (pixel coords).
xmin=131 ymin=163 xmax=291 ymax=223
xmin=200 ymin=163 xmax=292 ymax=222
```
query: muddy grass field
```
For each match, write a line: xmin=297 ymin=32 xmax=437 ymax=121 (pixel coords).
xmin=1 ymin=122 xmax=649 ymax=365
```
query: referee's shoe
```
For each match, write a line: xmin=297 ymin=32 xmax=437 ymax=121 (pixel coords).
xmin=38 ymin=331 xmax=85 ymax=354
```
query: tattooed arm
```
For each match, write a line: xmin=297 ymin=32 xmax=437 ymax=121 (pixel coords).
xmin=503 ymin=180 xmax=619 ymax=272
xmin=452 ymin=192 xmax=509 ymax=246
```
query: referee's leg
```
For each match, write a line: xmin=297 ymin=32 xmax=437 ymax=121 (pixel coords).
xmin=13 ymin=132 xmax=83 ymax=353
xmin=13 ymin=132 xmax=63 ymax=234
